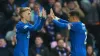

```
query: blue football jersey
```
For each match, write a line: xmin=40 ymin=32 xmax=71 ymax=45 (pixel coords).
xmin=70 ymin=22 xmax=87 ymax=56
xmin=14 ymin=17 xmax=45 ymax=56
xmin=52 ymin=19 xmax=87 ymax=56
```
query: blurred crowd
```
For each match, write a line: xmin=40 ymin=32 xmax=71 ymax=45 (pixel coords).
xmin=0 ymin=0 xmax=100 ymax=56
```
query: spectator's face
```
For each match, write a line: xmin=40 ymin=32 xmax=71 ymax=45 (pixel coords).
xmin=87 ymin=46 xmax=93 ymax=55
xmin=0 ymin=39 xmax=6 ymax=47
xmin=68 ymin=2 xmax=75 ymax=9
xmin=34 ymin=5 xmax=40 ymax=12
xmin=16 ymin=7 xmax=20 ymax=14
xmin=64 ymin=2 xmax=67 ymax=7
xmin=29 ymin=3 xmax=34 ymax=9
xmin=47 ymin=14 xmax=52 ymax=23
xmin=57 ymin=40 xmax=64 ymax=48
xmin=48 ymin=0 xmax=55 ymax=5
xmin=8 ymin=0 xmax=14 ymax=4
xmin=29 ymin=0 xmax=35 ymax=3
xmin=22 ymin=10 xmax=31 ymax=21
xmin=35 ymin=37 xmax=43 ymax=46
xmin=56 ymin=34 xmax=62 ymax=40
xmin=54 ymin=2 xmax=62 ymax=13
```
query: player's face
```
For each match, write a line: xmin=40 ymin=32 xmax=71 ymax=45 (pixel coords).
xmin=57 ymin=40 xmax=64 ymax=48
xmin=22 ymin=10 xmax=31 ymax=21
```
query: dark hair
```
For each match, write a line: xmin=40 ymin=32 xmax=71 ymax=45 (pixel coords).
xmin=87 ymin=45 xmax=94 ymax=56
xmin=56 ymin=33 xmax=63 ymax=37
xmin=35 ymin=35 xmax=43 ymax=40
xmin=34 ymin=2 xmax=40 ymax=8
xmin=69 ymin=11 xmax=80 ymax=17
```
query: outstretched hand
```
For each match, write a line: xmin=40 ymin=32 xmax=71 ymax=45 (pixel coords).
xmin=50 ymin=8 xmax=55 ymax=20
xmin=42 ymin=8 xmax=47 ymax=18
xmin=37 ymin=8 xmax=47 ymax=19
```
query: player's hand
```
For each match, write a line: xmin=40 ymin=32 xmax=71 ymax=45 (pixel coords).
xmin=50 ymin=8 xmax=55 ymax=20
xmin=37 ymin=8 xmax=42 ymax=17
xmin=42 ymin=8 xmax=47 ymax=19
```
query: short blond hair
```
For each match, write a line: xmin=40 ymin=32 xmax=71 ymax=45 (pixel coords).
xmin=19 ymin=7 xmax=31 ymax=18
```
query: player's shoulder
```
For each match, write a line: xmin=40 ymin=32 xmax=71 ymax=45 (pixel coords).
xmin=71 ymin=22 xmax=81 ymax=27
xmin=16 ymin=21 xmax=24 ymax=28
xmin=16 ymin=21 xmax=23 ymax=25
xmin=71 ymin=22 xmax=85 ymax=26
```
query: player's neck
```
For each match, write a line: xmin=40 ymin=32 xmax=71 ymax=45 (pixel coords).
xmin=72 ymin=20 xmax=80 ymax=22
xmin=21 ymin=18 xmax=28 ymax=23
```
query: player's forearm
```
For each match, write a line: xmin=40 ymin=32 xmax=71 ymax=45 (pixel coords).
xmin=28 ymin=16 xmax=41 ymax=31
xmin=59 ymin=19 xmax=68 ymax=23
xmin=52 ymin=19 xmax=67 ymax=28
xmin=54 ymin=16 xmax=68 ymax=23
xmin=36 ymin=17 xmax=45 ymax=30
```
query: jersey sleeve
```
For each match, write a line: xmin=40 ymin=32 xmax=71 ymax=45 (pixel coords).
xmin=59 ymin=19 xmax=68 ymax=23
xmin=34 ymin=17 xmax=45 ymax=30
xmin=52 ymin=19 xmax=71 ymax=30
xmin=16 ymin=16 xmax=44 ymax=32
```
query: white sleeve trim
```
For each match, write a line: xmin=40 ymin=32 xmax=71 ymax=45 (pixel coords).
xmin=68 ymin=24 xmax=71 ymax=30
xmin=53 ymin=16 xmax=60 ymax=21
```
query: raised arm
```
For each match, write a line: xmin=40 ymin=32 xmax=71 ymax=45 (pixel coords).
xmin=59 ymin=19 xmax=68 ymax=23
xmin=55 ymin=16 xmax=68 ymax=23
xmin=50 ymin=8 xmax=70 ymax=29
xmin=34 ymin=17 xmax=45 ymax=31
xmin=16 ymin=16 xmax=44 ymax=32
xmin=33 ymin=8 xmax=46 ymax=31
xmin=52 ymin=19 xmax=71 ymax=30
xmin=53 ymin=19 xmax=67 ymax=28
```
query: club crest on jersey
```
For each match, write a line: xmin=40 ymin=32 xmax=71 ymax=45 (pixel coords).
xmin=24 ymin=25 xmax=28 ymax=29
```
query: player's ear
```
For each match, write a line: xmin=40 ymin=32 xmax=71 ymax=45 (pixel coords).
xmin=73 ymin=16 xmax=76 ymax=20
xmin=20 ymin=13 xmax=23 ymax=18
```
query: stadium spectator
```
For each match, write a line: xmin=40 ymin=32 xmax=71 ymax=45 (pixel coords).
xmin=51 ymin=33 xmax=65 ymax=48
xmin=80 ymin=0 xmax=99 ymax=24
xmin=63 ymin=1 xmax=85 ymax=18
xmin=0 ymin=38 xmax=13 ymax=56
xmin=30 ymin=3 xmax=42 ymax=24
xmin=54 ymin=2 xmax=68 ymax=21
xmin=45 ymin=14 xmax=56 ymax=42
xmin=51 ymin=33 xmax=70 ymax=51
xmin=12 ymin=6 xmax=20 ymax=22
xmin=87 ymin=45 xmax=96 ymax=56
xmin=21 ymin=0 xmax=35 ymax=7
xmin=3 ymin=0 xmax=17 ymax=19
xmin=80 ymin=0 xmax=100 ymax=56
xmin=5 ymin=26 xmax=16 ymax=47
xmin=29 ymin=36 xmax=50 ymax=56
xmin=53 ymin=1 xmax=68 ymax=37
xmin=43 ymin=0 xmax=56 ymax=14
xmin=51 ymin=39 xmax=70 ymax=56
